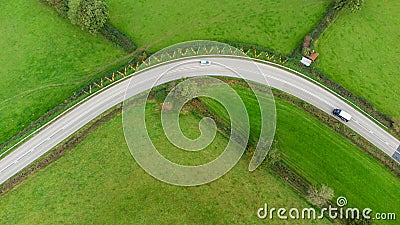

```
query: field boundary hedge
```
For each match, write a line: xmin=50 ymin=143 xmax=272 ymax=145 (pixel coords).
xmin=99 ymin=23 xmax=137 ymax=52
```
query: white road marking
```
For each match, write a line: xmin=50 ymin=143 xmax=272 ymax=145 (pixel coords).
xmin=33 ymin=139 xmax=48 ymax=150
xmin=0 ymin=162 xmax=15 ymax=173
xmin=49 ymin=128 xmax=63 ymax=139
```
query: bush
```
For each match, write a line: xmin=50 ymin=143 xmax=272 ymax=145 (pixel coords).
xmin=67 ymin=0 xmax=109 ymax=33
xmin=67 ymin=0 xmax=82 ymax=24
xmin=76 ymin=0 xmax=109 ymax=33
xmin=301 ymin=47 xmax=312 ymax=56
xmin=307 ymin=184 xmax=334 ymax=208
xmin=171 ymin=79 xmax=199 ymax=104
xmin=40 ymin=0 xmax=69 ymax=17
xmin=335 ymin=0 xmax=365 ymax=12
xmin=154 ymin=88 xmax=168 ymax=102
xmin=302 ymin=35 xmax=312 ymax=48
xmin=267 ymin=141 xmax=281 ymax=167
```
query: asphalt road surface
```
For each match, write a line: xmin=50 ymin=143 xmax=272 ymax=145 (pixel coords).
xmin=1 ymin=56 xmax=399 ymax=184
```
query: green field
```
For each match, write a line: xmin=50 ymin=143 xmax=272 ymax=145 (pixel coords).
xmin=2 ymin=0 xmax=399 ymax=223
xmin=105 ymin=0 xmax=331 ymax=53
xmin=201 ymin=84 xmax=400 ymax=217
xmin=0 ymin=102 xmax=328 ymax=225
xmin=315 ymin=0 xmax=400 ymax=118
xmin=0 ymin=0 xmax=125 ymax=144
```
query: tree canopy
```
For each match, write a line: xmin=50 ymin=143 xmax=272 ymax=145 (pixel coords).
xmin=68 ymin=0 xmax=109 ymax=33
xmin=335 ymin=0 xmax=365 ymax=12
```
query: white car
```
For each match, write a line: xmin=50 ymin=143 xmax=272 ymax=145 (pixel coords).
xmin=200 ymin=60 xmax=211 ymax=66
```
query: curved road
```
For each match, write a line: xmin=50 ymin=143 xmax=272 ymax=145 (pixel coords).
xmin=1 ymin=56 xmax=399 ymax=184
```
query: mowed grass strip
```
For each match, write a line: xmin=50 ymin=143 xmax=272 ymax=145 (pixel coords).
xmin=0 ymin=0 xmax=125 ymax=143
xmin=315 ymin=0 xmax=400 ymax=117
xmin=105 ymin=0 xmax=331 ymax=54
xmin=201 ymin=84 xmax=400 ymax=216
xmin=0 ymin=102 xmax=328 ymax=225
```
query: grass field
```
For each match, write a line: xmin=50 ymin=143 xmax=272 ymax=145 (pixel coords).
xmin=0 ymin=102 xmax=329 ymax=225
xmin=201 ymin=84 xmax=400 ymax=217
xmin=2 ymin=0 xmax=399 ymax=222
xmin=0 ymin=0 xmax=125 ymax=144
xmin=105 ymin=0 xmax=331 ymax=54
xmin=314 ymin=0 xmax=400 ymax=118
